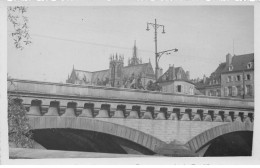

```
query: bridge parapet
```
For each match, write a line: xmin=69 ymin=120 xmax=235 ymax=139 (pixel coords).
xmin=8 ymin=79 xmax=254 ymax=109
xmin=8 ymin=79 xmax=254 ymax=123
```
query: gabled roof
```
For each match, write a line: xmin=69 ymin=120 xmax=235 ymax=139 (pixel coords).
xmin=194 ymin=53 xmax=254 ymax=89
xmin=223 ymin=53 xmax=254 ymax=73
xmin=157 ymin=66 xmax=189 ymax=83
xmin=84 ymin=62 xmax=155 ymax=83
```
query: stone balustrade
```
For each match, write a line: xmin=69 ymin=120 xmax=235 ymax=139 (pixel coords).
xmin=8 ymin=79 xmax=254 ymax=110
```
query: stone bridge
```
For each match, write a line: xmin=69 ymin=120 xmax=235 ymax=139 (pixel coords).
xmin=8 ymin=79 xmax=254 ymax=156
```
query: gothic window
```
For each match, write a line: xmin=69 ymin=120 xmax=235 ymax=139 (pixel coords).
xmin=111 ymin=65 xmax=115 ymax=79
xmin=117 ymin=65 xmax=122 ymax=77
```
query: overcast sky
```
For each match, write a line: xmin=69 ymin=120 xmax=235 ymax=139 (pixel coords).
xmin=7 ymin=6 xmax=254 ymax=83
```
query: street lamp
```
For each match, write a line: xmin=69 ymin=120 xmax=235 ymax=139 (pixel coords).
xmin=146 ymin=19 xmax=178 ymax=81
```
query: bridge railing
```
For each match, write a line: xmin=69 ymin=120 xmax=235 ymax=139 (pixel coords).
xmin=7 ymin=79 xmax=254 ymax=123
xmin=7 ymin=79 xmax=254 ymax=110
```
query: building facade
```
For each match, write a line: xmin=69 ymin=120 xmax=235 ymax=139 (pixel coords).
xmin=157 ymin=64 xmax=195 ymax=95
xmin=194 ymin=53 xmax=254 ymax=99
xmin=221 ymin=53 xmax=254 ymax=99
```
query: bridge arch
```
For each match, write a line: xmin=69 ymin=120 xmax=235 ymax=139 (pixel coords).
xmin=185 ymin=120 xmax=254 ymax=155
xmin=28 ymin=116 xmax=165 ymax=153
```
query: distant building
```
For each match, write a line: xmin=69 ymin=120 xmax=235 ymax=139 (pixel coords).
xmin=66 ymin=42 xmax=155 ymax=89
xmin=194 ymin=53 xmax=254 ymax=99
xmin=157 ymin=64 xmax=196 ymax=95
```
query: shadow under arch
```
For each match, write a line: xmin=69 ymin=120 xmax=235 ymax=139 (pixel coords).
xmin=203 ymin=131 xmax=253 ymax=156
xmin=31 ymin=128 xmax=156 ymax=155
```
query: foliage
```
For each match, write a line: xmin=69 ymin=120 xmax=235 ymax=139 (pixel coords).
xmin=7 ymin=6 xmax=34 ymax=147
xmin=146 ymin=80 xmax=162 ymax=91
xmin=8 ymin=95 xmax=33 ymax=148
xmin=8 ymin=6 xmax=31 ymax=50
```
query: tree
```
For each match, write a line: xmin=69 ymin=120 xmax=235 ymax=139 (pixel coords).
xmin=8 ymin=6 xmax=31 ymax=50
xmin=146 ymin=80 xmax=162 ymax=92
xmin=8 ymin=78 xmax=33 ymax=148
xmin=8 ymin=6 xmax=33 ymax=148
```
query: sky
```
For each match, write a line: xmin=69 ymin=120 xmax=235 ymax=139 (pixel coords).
xmin=7 ymin=6 xmax=254 ymax=83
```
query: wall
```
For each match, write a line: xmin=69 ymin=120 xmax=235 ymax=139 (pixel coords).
xmin=221 ymin=70 xmax=254 ymax=99
xmin=161 ymin=81 xmax=195 ymax=95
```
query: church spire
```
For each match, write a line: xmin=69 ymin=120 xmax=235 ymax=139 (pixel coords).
xmin=128 ymin=40 xmax=142 ymax=66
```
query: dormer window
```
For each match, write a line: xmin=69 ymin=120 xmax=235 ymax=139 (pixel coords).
xmin=247 ymin=62 xmax=253 ymax=69
xmin=228 ymin=65 xmax=233 ymax=71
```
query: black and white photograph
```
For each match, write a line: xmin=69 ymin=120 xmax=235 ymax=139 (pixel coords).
xmin=1 ymin=0 xmax=260 ymax=165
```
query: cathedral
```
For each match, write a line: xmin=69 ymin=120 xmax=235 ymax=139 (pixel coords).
xmin=66 ymin=42 xmax=156 ymax=89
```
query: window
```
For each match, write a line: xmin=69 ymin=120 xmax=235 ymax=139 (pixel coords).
xmin=246 ymin=85 xmax=253 ymax=96
xmin=246 ymin=74 xmax=251 ymax=80
xmin=216 ymin=90 xmax=220 ymax=97
xmin=224 ymin=87 xmax=228 ymax=97
xmin=190 ymin=87 xmax=193 ymax=95
xmin=228 ymin=65 xmax=233 ymax=71
xmin=227 ymin=76 xmax=232 ymax=83
xmin=247 ymin=62 xmax=253 ymax=69
xmin=232 ymin=86 xmax=237 ymax=96
xmin=177 ymin=85 xmax=182 ymax=92
xmin=237 ymin=85 xmax=241 ymax=96
xmin=228 ymin=86 xmax=232 ymax=96
xmin=237 ymin=75 xmax=241 ymax=81
xmin=230 ymin=76 xmax=233 ymax=82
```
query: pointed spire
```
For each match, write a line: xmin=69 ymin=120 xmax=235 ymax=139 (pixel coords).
xmin=73 ymin=64 xmax=74 ymax=70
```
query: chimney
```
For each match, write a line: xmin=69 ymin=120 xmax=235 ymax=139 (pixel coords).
xmin=169 ymin=64 xmax=175 ymax=80
xmin=186 ymin=71 xmax=190 ymax=80
xmin=226 ymin=53 xmax=232 ymax=66
xmin=203 ymin=75 xmax=206 ymax=84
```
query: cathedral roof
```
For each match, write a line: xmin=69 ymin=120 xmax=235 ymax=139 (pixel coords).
xmin=91 ymin=69 xmax=109 ymax=82
xmin=122 ymin=63 xmax=154 ymax=78
xmin=73 ymin=69 xmax=92 ymax=81
xmin=72 ymin=62 xmax=155 ymax=83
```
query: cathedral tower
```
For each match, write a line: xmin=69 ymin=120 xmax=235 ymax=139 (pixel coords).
xmin=109 ymin=53 xmax=124 ymax=87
